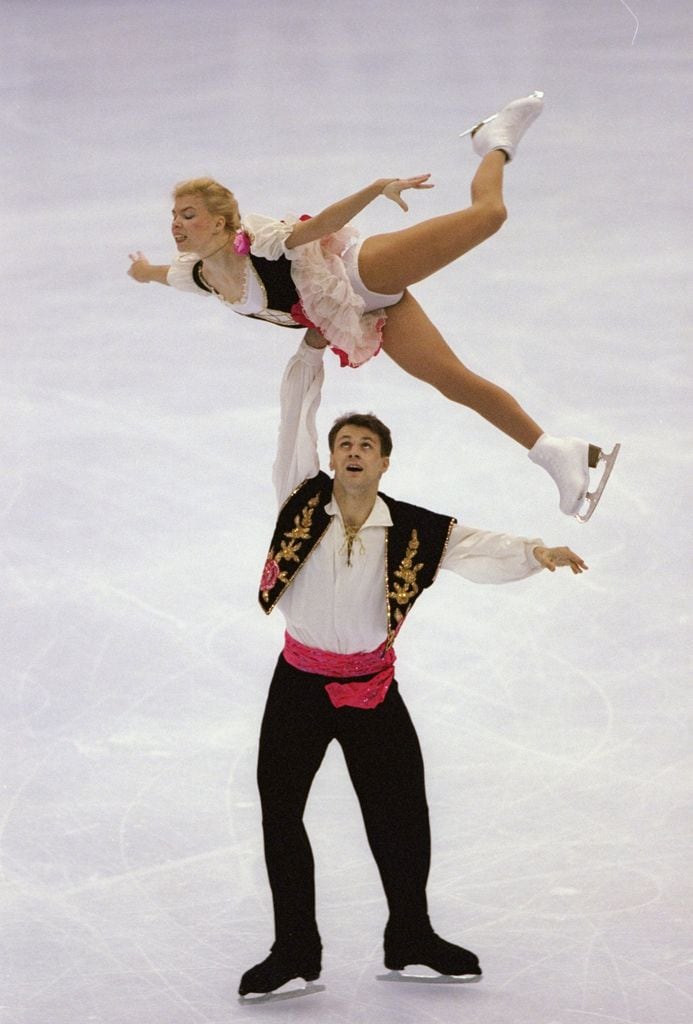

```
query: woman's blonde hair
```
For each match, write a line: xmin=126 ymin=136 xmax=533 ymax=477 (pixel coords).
xmin=173 ymin=178 xmax=241 ymax=232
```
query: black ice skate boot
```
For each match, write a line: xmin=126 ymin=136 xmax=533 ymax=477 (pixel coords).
xmin=238 ymin=937 xmax=322 ymax=997
xmin=383 ymin=921 xmax=482 ymax=980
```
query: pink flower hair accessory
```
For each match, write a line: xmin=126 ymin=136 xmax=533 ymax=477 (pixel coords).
xmin=233 ymin=229 xmax=252 ymax=255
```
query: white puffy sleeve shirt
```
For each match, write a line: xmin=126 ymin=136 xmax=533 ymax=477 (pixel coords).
xmin=271 ymin=339 xmax=545 ymax=653
xmin=166 ymin=251 xmax=208 ymax=294
xmin=165 ymin=214 xmax=300 ymax=296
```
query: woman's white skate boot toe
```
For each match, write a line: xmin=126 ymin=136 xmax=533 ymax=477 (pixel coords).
xmin=528 ymin=434 xmax=590 ymax=517
xmin=529 ymin=434 xmax=621 ymax=521
xmin=466 ymin=91 xmax=544 ymax=161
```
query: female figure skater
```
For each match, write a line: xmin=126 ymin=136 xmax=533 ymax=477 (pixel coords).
xmin=127 ymin=93 xmax=618 ymax=520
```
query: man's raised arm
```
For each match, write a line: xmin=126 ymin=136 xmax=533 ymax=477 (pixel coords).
xmin=272 ymin=330 xmax=328 ymax=507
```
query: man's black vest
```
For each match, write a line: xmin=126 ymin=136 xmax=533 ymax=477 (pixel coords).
xmin=259 ymin=471 xmax=456 ymax=646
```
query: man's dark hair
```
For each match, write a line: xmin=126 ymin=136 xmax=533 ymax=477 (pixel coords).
xmin=328 ymin=413 xmax=393 ymax=457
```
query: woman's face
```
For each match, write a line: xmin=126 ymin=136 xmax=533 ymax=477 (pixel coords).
xmin=171 ymin=194 xmax=225 ymax=253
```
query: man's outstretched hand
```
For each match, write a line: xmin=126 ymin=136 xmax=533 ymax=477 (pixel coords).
xmin=533 ymin=546 xmax=588 ymax=575
xmin=304 ymin=329 xmax=329 ymax=349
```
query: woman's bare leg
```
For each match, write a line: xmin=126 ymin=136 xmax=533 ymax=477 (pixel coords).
xmin=380 ymin=292 xmax=620 ymax=518
xmin=359 ymin=151 xmax=508 ymax=296
xmin=381 ymin=291 xmax=542 ymax=449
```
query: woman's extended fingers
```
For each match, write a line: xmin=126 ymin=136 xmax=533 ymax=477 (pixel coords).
xmin=403 ymin=173 xmax=434 ymax=188
xmin=382 ymin=174 xmax=435 ymax=212
xmin=127 ymin=252 xmax=152 ymax=281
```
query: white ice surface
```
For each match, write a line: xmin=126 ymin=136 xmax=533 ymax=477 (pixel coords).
xmin=2 ymin=2 xmax=691 ymax=1022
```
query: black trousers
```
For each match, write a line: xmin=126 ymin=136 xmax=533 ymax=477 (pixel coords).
xmin=257 ymin=654 xmax=432 ymax=948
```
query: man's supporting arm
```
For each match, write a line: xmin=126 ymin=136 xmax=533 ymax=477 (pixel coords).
xmin=272 ymin=331 xmax=327 ymax=507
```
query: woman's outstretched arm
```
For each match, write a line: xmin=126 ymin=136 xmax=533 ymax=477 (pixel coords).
xmin=128 ymin=251 xmax=170 ymax=285
xmin=284 ymin=175 xmax=434 ymax=249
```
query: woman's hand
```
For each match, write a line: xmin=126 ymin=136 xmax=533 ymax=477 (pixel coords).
xmin=128 ymin=252 xmax=153 ymax=282
xmin=533 ymin=546 xmax=589 ymax=575
xmin=381 ymin=174 xmax=434 ymax=212
xmin=127 ymin=252 xmax=170 ymax=285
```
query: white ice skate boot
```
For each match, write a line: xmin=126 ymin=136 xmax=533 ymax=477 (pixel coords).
xmin=528 ymin=434 xmax=621 ymax=521
xmin=461 ymin=91 xmax=544 ymax=162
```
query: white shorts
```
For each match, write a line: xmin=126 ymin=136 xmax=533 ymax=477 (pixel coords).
xmin=342 ymin=241 xmax=404 ymax=313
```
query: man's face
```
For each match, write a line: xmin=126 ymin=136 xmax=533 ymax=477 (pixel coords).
xmin=329 ymin=425 xmax=389 ymax=494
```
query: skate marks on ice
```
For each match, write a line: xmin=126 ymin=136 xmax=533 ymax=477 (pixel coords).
xmin=615 ymin=0 xmax=640 ymax=45
xmin=238 ymin=981 xmax=326 ymax=1004
xmin=575 ymin=444 xmax=621 ymax=522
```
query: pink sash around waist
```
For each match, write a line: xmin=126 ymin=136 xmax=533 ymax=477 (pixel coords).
xmin=282 ymin=632 xmax=396 ymax=709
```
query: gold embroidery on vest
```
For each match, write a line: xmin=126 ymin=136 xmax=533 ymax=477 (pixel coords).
xmin=388 ymin=529 xmax=424 ymax=613
xmin=383 ymin=531 xmax=395 ymax=647
xmin=285 ymin=493 xmax=320 ymax=541
xmin=261 ymin=493 xmax=321 ymax=603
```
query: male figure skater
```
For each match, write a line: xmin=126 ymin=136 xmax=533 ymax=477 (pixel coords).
xmin=239 ymin=331 xmax=587 ymax=997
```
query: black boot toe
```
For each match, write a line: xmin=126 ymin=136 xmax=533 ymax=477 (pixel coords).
xmin=384 ymin=931 xmax=481 ymax=976
xmin=238 ymin=945 xmax=322 ymax=996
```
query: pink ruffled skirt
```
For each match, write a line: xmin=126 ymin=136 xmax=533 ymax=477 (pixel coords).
xmin=290 ymin=226 xmax=403 ymax=368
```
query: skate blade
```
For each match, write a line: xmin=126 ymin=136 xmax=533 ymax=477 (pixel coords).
xmin=459 ymin=90 xmax=544 ymax=136
xmin=238 ymin=981 xmax=325 ymax=1004
xmin=575 ymin=443 xmax=621 ymax=523
xmin=459 ymin=113 xmax=497 ymax=138
xmin=377 ymin=969 xmax=482 ymax=985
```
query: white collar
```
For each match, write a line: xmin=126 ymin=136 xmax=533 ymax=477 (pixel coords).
xmin=324 ymin=493 xmax=393 ymax=529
